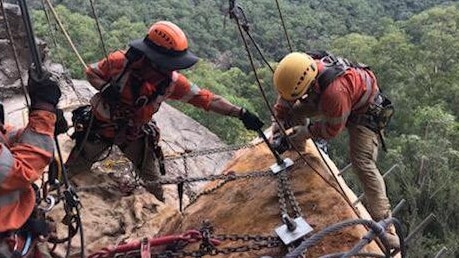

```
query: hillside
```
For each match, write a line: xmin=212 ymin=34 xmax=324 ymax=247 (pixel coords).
xmin=0 ymin=14 xmax=395 ymax=256
xmin=2 ymin=3 xmax=397 ymax=257
xmin=2 ymin=0 xmax=458 ymax=256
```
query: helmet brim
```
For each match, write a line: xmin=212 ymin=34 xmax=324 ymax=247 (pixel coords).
xmin=129 ymin=38 xmax=199 ymax=70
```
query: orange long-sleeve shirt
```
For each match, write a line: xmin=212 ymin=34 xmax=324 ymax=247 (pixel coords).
xmin=0 ymin=110 xmax=55 ymax=232
xmin=274 ymin=60 xmax=379 ymax=140
xmin=85 ymin=50 xmax=241 ymax=139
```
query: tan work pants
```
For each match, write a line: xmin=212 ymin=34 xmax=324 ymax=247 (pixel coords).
xmin=348 ymin=123 xmax=391 ymax=220
xmin=65 ymin=133 xmax=164 ymax=201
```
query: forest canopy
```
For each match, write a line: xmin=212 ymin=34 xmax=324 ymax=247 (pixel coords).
xmin=29 ymin=0 xmax=459 ymax=256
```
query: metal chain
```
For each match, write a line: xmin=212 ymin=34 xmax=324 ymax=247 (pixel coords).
xmin=276 ymin=169 xmax=302 ymax=219
xmin=182 ymin=156 xmax=196 ymax=201
xmin=158 ymin=169 xmax=273 ymax=185
xmin=282 ymin=172 xmax=303 ymax=218
xmin=163 ymin=142 xmax=256 ymax=161
xmin=174 ymin=169 xmax=275 ymax=209
xmin=155 ymin=234 xmax=282 ymax=257
xmin=276 ymin=172 xmax=289 ymax=217
xmin=185 ymin=178 xmax=228 ymax=209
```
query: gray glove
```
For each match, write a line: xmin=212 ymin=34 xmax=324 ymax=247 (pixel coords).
xmin=287 ymin=119 xmax=312 ymax=151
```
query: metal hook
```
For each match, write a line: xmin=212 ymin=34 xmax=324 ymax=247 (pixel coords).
xmin=41 ymin=195 xmax=56 ymax=212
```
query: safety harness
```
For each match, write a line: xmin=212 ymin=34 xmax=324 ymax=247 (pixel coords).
xmin=0 ymin=160 xmax=53 ymax=258
xmin=307 ymin=50 xmax=394 ymax=149
xmin=70 ymin=47 xmax=168 ymax=174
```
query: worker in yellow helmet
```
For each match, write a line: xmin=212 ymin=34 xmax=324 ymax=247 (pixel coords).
xmin=270 ymin=51 xmax=398 ymax=249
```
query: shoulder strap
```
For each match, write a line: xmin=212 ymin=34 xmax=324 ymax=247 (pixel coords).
xmin=310 ymin=50 xmax=370 ymax=92
xmin=121 ymin=48 xmax=172 ymax=106
xmin=317 ymin=65 xmax=346 ymax=92
xmin=306 ymin=50 xmax=333 ymax=60
xmin=148 ymin=75 xmax=171 ymax=104
xmin=130 ymin=71 xmax=172 ymax=107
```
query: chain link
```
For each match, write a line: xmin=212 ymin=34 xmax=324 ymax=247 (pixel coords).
xmin=163 ymin=143 xmax=256 ymax=161
xmin=277 ymin=172 xmax=289 ymax=217
xmin=181 ymin=169 xmax=274 ymax=209
xmin=282 ymin=172 xmax=303 ymax=218
xmin=158 ymin=169 xmax=273 ymax=185
xmin=276 ymin=165 xmax=302 ymax=219
xmin=154 ymin=234 xmax=282 ymax=257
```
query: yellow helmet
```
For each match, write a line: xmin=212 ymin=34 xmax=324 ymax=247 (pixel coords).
xmin=273 ymin=52 xmax=318 ymax=101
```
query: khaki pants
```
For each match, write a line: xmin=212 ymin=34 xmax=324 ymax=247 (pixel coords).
xmin=348 ymin=123 xmax=391 ymax=220
xmin=65 ymin=130 xmax=164 ymax=201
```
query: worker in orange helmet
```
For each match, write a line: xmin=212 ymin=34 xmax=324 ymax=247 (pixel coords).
xmin=0 ymin=69 xmax=62 ymax=257
xmin=65 ymin=21 xmax=264 ymax=202
xmin=269 ymin=51 xmax=399 ymax=249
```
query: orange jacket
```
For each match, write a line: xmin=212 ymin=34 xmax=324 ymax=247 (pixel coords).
xmin=0 ymin=110 xmax=55 ymax=232
xmin=274 ymin=59 xmax=379 ymax=140
xmin=86 ymin=50 xmax=241 ymax=139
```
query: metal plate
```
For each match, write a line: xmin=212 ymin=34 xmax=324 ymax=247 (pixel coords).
xmin=275 ymin=217 xmax=313 ymax=245
xmin=270 ymin=158 xmax=294 ymax=174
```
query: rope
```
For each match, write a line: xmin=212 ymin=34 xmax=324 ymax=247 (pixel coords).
xmin=311 ymin=140 xmax=363 ymax=219
xmin=319 ymin=252 xmax=386 ymax=258
xmin=284 ymin=219 xmax=393 ymax=258
xmin=229 ymin=3 xmax=276 ymax=120
xmin=40 ymin=0 xmax=85 ymax=103
xmin=228 ymin=0 xmax=360 ymax=222
xmin=0 ymin=0 xmax=30 ymax=107
xmin=43 ymin=0 xmax=87 ymax=69
xmin=285 ymin=218 xmax=404 ymax=258
xmin=88 ymin=0 xmax=112 ymax=73
xmin=40 ymin=0 xmax=66 ymax=68
xmin=274 ymin=0 xmax=293 ymax=52
xmin=54 ymin=134 xmax=85 ymax=258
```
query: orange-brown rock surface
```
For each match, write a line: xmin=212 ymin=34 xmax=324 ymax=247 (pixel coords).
xmin=157 ymin=140 xmax=382 ymax=257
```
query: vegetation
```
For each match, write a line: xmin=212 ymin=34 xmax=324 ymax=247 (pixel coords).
xmin=29 ymin=0 xmax=459 ymax=256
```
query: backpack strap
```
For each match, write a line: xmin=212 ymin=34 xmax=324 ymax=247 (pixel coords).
xmin=115 ymin=47 xmax=171 ymax=107
xmin=316 ymin=65 xmax=346 ymax=92
xmin=130 ymin=71 xmax=172 ymax=108
xmin=306 ymin=50 xmax=333 ymax=60
xmin=309 ymin=50 xmax=369 ymax=93
xmin=305 ymin=50 xmax=347 ymax=92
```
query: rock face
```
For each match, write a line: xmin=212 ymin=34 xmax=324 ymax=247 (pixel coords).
xmin=0 ymin=3 xmax=50 ymax=97
xmin=2 ymin=80 xmax=235 ymax=256
xmin=1 ymin=4 xmax=385 ymax=257
xmin=156 ymin=141 xmax=382 ymax=257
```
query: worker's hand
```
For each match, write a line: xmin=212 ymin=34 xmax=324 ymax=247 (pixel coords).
xmin=239 ymin=108 xmax=264 ymax=131
xmin=287 ymin=121 xmax=312 ymax=151
xmin=28 ymin=68 xmax=61 ymax=112
xmin=269 ymin=122 xmax=281 ymax=141
xmin=55 ymin=108 xmax=69 ymax=136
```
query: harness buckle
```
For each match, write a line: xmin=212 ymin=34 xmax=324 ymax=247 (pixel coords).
xmin=135 ymin=96 xmax=149 ymax=107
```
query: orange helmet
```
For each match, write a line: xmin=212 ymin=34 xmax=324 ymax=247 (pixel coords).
xmin=129 ymin=21 xmax=198 ymax=70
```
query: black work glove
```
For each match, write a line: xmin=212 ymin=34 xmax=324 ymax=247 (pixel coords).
xmin=28 ymin=68 xmax=61 ymax=111
xmin=239 ymin=108 xmax=264 ymax=131
xmin=55 ymin=108 xmax=69 ymax=136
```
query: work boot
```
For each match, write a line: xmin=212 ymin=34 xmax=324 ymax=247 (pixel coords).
xmin=384 ymin=224 xmax=400 ymax=249
xmin=145 ymin=181 xmax=165 ymax=202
